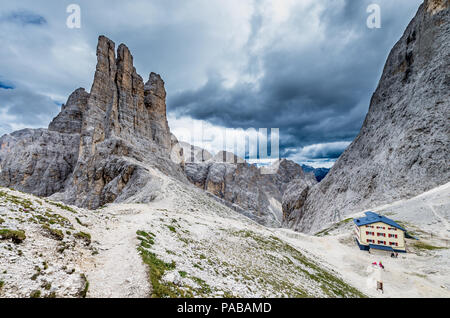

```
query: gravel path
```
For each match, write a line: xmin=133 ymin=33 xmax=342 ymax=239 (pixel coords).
xmin=84 ymin=210 xmax=151 ymax=298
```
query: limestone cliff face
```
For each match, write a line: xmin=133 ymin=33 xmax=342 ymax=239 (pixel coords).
xmin=284 ymin=0 xmax=450 ymax=233
xmin=183 ymin=143 xmax=311 ymax=227
xmin=0 ymin=35 xmax=186 ymax=209
xmin=62 ymin=36 xmax=186 ymax=208
xmin=0 ymin=87 xmax=88 ymax=196
xmin=0 ymin=129 xmax=80 ymax=197
xmin=48 ymin=88 xmax=89 ymax=134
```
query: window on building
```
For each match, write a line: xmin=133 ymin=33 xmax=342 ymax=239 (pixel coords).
xmin=377 ymin=233 xmax=386 ymax=237
xmin=378 ymin=240 xmax=386 ymax=245
xmin=388 ymin=234 xmax=398 ymax=238
xmin=389 ymin=242 xmax=398 ymax=246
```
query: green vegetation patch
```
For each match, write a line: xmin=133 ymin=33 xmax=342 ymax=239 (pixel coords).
xmin=42 ymin=224 xmax=64 ymax=241
xmin=137 ymin=230 xmax=179 ymax=297
xmin=75 ymin=217 xmax=88 ymax=227
xmin=178 ymin=271 xmax=187 ymax=278
xmin=0 ymin=229 xmax=26 ymax=244
xmin=167 ymin=225 xmax=177 ymax=233
xmin=0 ymin=191 xmax=35 ymax=211
xmin=414 ymin=241 xmax=446 ymax=251
xmin=30 ymin=290 xmax=41 ymax=298
xmin=137 ymin=230 xmax=211 ymax=298
xmin=74 ymin=232 xmax=91 ymax=245
xmin=45 ymin=200 xmax=78 ymax=214
xmin=232 ymin=230 xmax=366 ymax=298
xmin=79 ymin=274 xmax=89 ymax=298
xmin=314 ymin=218 xmax=353 ymax=237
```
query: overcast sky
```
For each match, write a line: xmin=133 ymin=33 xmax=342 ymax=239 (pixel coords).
xmin=0 ymin=0 xmax=422 ymax=168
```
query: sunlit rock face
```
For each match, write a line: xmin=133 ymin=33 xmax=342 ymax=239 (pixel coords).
xmin=285 ymin=1 xmax=450 ymax=233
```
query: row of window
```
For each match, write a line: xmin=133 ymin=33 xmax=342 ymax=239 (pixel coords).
xmin=365 ymin=225 xmax=397 ymax=231
xmin=366 ymin=239 xmax=398 ymax=246
xmin=365 ymin=231 xmax=398 ymax=238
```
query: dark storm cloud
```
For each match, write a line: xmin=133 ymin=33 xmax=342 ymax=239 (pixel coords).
xmin=1 ymin=10 xmax=47 ymax=26
xmin=0 ymin=88 xmax=60 ymax=130
xmin=292 ymin=142 xmax=352 ymax=160
xmin=0 ymin=81 xmax=14 ymax=90
xmin=169 ymin=0 xmax=423 ymax=158
xmin=0 ymin=0 xmax=423 ymax=163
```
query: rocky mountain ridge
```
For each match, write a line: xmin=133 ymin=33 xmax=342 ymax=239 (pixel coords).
xmin=181 ymin=142 xmax=315 ymax=227
xmin=0 ymin=35 xmax=312 ymax=227
xmin=283 ymin=0 xmax=450 ymax=233
xmin=0 ymin=36 xmax=186 ymax=210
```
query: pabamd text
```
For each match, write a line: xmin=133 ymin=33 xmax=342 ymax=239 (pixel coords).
xmin=177 ymin=302 xmax=272 ymax=315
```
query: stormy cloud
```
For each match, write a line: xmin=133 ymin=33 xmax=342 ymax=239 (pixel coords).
xmin=0 ymin=0 xmax=423 ymax=166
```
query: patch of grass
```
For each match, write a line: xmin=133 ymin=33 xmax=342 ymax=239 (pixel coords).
xmin=0 ymin=280 xmax=4 ymax=290
xmin=139 ymin=247 xmax=178 ymax=298
xmin=75 ymin=217 xmax=88 ymax=227
xmin=314 ymin=218 xmax=353 ymax=237
xmin=0 ymin=217 xmax=4 ymax=224
xmin=79 ymin=274 xmax=89 ymax=298
xmin=57 ymin=242 xmax=68 ymax=254
xmin=178 ymin=271 xmax=187 ymax=278
xmin=190 ymin=276 xmax=212 ymax=295
xmin=167 ymin=225 xmax=177 ymax=233
xmin=193 ymin=263 xmax=203 ymax=270
xmin=137 ymin=230 xmax=155 ymax=244
xmin=137 ymin=230 xmax=193 ymax=298
xmin=74 ymin=232 xmax=91 ymax=245
xmin=30 ymin=290 xmax=41 ymax=298
xmin=232 ymin=230 xmax=366 ymax=298
xmin=0 ymin=191 xmax=35 ymax=211
xmin=414 ymin=241 xmax=446 ymax=251
xmin=44 ymin=212 xmax=71 ymax=227
xmin=0 ymin=229 xmax=26 ymax=244
xmin=42 ymin=224 xmax=64 ymax=241
xmin=31 ymin=266 xmax=42 ymax=281
xmin=45 ymin=200 xmax=77 ymax=214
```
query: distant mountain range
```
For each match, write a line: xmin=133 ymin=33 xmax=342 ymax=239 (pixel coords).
xmin=300 ymin=165 xmax=330 ymax=182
